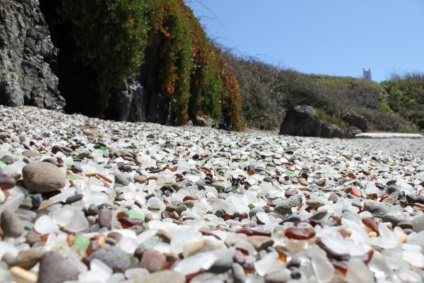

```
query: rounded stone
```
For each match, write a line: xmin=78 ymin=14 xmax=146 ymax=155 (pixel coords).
xmin=22 ymin=150 xmax=39 ymax=158
xmin=134 ymin=174 xmax=147 ymax=184
xmin=232 ymin=263 xmax=246 ymax=283
xmin=38 ymin=252 xmax=79 ymax=283
xmin=139 ymin=249 xmax=167 ymax=272
xmin=0 ymin=172 xmax=16 ymax=190
xmin=7 ymin=248 xmax=44 ymax=270
xmin=1 ymin=208 xmax=24 ymax=237
xmin=22 ymin=162 xmax=66 ymax=193
xmin=89 ymin=245 xmax=130 ymax=271
xmin=306 ymin=199 xmax=325 ymax=208
xmin=98 ymin=207 xmax=113 ymax=229
xmin=114 ymin=173 xmax=131 ymax=186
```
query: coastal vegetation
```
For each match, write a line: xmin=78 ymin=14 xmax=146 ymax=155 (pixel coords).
xmin=222 ymin=51 xmax=419 ymax=133
xmin=59 ymin=0 xmax=243 ymax=130
xmin=58 ymin=0 xmax=421 ymax=133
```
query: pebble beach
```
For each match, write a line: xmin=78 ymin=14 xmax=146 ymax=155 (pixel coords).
xmin=1 ymin=105 xmax=424 ymax=283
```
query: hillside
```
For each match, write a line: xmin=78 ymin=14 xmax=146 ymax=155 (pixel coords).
xmin=222 ymin=51 xmax=419 ymax=133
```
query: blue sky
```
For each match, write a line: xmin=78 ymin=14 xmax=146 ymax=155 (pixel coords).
xmin=184 ymin=0 xmax=424 ymax=82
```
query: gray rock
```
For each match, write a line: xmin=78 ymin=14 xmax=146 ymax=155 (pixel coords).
xmin=274 ymin=202 xmax=292 ymax=215
xmin=0 ymin=154 xmax=19 ymax=164
xmin=26 ymin=229 xmax=41 ymax=246
xmin=38 ymin=252 xmax=79 ymax=283
xmin=279 ymin=105 xmax=321 ymax=137
xmin=363 ymin=201 xmax=390 ymax=217
xmin=65 ymin=194 xmax=83 ymax=204
xmin=386 ymin=185 xmax=401 ymax=196
xmin=114 ymin=173 xmax=131 ymax=186
xmin=275 ymin=194 xmax=302 ymax=215
xmin=176 ymin=205 xmax=187 ymax=215
xmin=381 ymin=212 xmax=406 ymax=226
xmin=321 ymin=122 xmax=345 ymax=138
xmin=77 ymin=150 xmax=91 ymax=159
xmin=343 ymin=114 xmax=368 ymax=132
xmin=22 ymin=162 xmax=66 ymax=193
xmin=412 ymin=214 xmax=424 ymax=232
xmin=22 ymin=150 xmax=39 ymax=158
xmin=0 ymin=0 xmax=65 ymax=109
xmin=181 ymin=200 xmax=195 ymax=209
xmin=1 ymin=208 xmax=24 ymax=237
xmin=98 ymin=207 xmax=113 ymax=229
xmin=142 ymin=270 xmax=185 ymax=283
xmin=363 ymin=200 xmax=405 ymax=225
xmin=89 ymin=245 xmax=130 ymax=271
xmin=328 ymin=192 xmax=339 ymax=203
xmin=87 ymin=204 xmax=99 ymax=216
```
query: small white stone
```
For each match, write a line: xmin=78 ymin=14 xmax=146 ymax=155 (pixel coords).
xmin=368 ymin=250 xmax=393 ymax=280
xmin=174 ymin=250 xmax=219 ymax=275
xmin=402 ymin=250 xmax=424 ymax=268
xmin=309 ymin=245 xmax=335 ymax=283
xmin=171 ymin=231 xmax=202 ymax=255
xmin=125 ymin=268 xmax=149 ymax=282
xmin=34 ymin=215 xmax=59 ymax=234
xmin=345 ymin=257 xmax=375 ymax=283
xmin=145 ymin=197 xmax=166 ymax=212
xmin=397 ymin=267 xmax=422 ymax=283
xmin=64 ymin=210 xmax=89 ymax=233
xmin=254 ymin=251 xmax=281 ymax=276
xmin=51 ymin=205 xmax=75 ymax=226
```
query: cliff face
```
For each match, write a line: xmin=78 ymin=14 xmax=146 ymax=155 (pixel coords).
xmin=0 ymin=0 xmax=65 ymax=109
xmin=0 ymin=0 xmax=243 ymax=130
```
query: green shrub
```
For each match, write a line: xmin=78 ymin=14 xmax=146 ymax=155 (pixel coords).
xmin=315 ymin=108 xmax=348 ymax=129
xmin=381 ymin=73 xmax=424 ymax=130
xmin=59 ymin=0 xmax=244 ymax=130
xmin=59 ymin=0 xmax=149 ymax=114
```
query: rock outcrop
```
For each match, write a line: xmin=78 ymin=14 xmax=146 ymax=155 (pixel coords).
xmin=343 ymin=114 xmax=368 ymax=132
xmin=279 ymin=105 xmax=322 ymax=137
xmin=0 ymin=0 xmax=65 ymax=109
xmin=104 ymin=80 xmax=171 ymax=124
xmin=279 ymin=105 xmax=362 ymax=138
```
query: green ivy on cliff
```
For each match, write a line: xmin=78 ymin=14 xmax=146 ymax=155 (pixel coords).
xmin=60 ymin=0 xmax=149 ymax=114
xmin=59 ymin=0 xmax=243 ymax=130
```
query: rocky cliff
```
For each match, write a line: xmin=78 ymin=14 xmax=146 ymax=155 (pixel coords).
xmin=0 ymin=0 xmax=243 ymax=131
xmin=0 ymin=0 xmax=65 ymax=109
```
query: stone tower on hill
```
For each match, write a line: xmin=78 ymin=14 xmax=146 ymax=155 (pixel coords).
xmin=363 ymin=68 xmax=372 ymax=81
